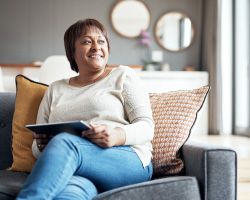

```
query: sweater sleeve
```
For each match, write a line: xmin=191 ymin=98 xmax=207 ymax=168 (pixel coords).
xmin=121 ymin=68 xmax=154 ymax=145
xmin=32 ymin=87 xmax=51 ymax=159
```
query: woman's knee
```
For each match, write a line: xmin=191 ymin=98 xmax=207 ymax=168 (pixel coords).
xmin=49 ymin=133 xmax=79 ymax=147
xmin=44 ymin=133 xmax=80 ymax=155
xmin=54 ymin=176 xmax=98 ymax=200
xmin=50 ymin=133 xmax=92 ymax=145
xmin=47 ymin=133 xmax=93 ymax=156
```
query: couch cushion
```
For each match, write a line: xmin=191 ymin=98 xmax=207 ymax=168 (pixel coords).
xmin=0 ymin=93 xmax=16 ymax=170
xmin=0 ymin=170 xmax=28 ymax=198
xmin=7 ymin=75 xmax=48 ymax=172
xmin=93 ymin=176 xmax=201 ymax=200
xmin=150 ymin=86 xmax=210 ymax=176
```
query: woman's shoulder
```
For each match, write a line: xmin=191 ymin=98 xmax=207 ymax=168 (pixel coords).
xmin=109 ymin=65 xmax=141 ymax=86
xmin=47 ymin=79 xmax=69 ymax=90
xmin=116 ymin=65 xmax=134 ymax=71
xmin=113 ymin=65 xmax=138 ymax=76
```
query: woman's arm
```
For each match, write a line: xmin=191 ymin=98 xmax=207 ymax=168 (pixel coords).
xmin=120 ymin=67 xmax=155 ymax=145
xmin=32 ymin=88 xmax=51 ymax=159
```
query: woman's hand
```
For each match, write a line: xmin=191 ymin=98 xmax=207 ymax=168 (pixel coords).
xmin=33 ymin=133 xmax=53 ymax=152
xmin=82 ymin=124 xmax=126 ymax=148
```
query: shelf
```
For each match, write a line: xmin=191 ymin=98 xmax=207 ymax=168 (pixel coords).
xmin=0 ymin=64 xmax=41 ymax=68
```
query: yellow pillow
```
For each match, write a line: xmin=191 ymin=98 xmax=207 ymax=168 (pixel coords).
xmin=7 ymin=75 xmax=48 ymax=172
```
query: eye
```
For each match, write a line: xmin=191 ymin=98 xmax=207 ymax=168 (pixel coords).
xmin=81 ymin=40 xmax=92 ymax=45
xmin=98 ymin=40 xmax=106 ymax=44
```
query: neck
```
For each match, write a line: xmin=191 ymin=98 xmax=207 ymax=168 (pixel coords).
xmin=74 ymin=68 xmax=107 ymax=87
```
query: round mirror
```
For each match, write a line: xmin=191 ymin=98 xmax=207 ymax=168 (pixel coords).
xmin=154 ymin=11 xmax=195 ymax=52
xmin=111 ymin=0 xmax=150 ymax=38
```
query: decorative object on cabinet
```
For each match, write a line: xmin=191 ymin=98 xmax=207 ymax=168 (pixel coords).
xmin=184 ymin=66 xmax=196 ymax=71
xmin=161 ymin=63 xmax=171 ymax=71
xmin=139 ymin=31 xmax=161 ymax=71
xmin=140 ymin=30 xmax=151 ymax=64
xmin=154 ymin=11 xmax=195 ymax=52
xmin=140 ymin=30 xmax=158 ymax=70
xmin=110 ymin=0 xmax=150 ymax=38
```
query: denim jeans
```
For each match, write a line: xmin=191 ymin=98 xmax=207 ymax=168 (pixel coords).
xmin=16 ymin=133 xmax=153 ymax=200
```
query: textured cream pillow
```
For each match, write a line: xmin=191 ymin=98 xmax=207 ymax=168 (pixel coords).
xmin=150 ymin=86 xmax=210 ymax=176
xmin=7 ymin=75 xmax=48 ymax=172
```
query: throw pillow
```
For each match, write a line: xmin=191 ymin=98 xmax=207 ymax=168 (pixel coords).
xmin=7 ymin=75 xmax=48 ymax=172
xmin=150 ymin=85 xmax=210 ymax=176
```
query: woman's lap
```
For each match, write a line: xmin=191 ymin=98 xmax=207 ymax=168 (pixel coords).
xmin=17 ymin=133 xmax=152 ymax=199
xmin=71 ymin=136 xmax=152 ymax=191
xmin=54 ymin=133 xmax=152 ymax=192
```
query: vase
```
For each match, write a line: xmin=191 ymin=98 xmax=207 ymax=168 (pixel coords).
xmin=145 ymin=64 xmax=155 ymax=71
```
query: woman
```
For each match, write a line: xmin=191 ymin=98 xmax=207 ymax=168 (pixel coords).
xmin=17 ymin=18 xmax=154 ymax=200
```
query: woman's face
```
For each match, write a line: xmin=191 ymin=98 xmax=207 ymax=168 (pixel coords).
xmin=74 ymin=27 xmax=109 ymax=72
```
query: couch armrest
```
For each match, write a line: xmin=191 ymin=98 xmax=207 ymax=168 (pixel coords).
xmin=93 ymin=176 xmax=200 ymax=200
xmin=182 ymin=141 xmax=237 ymax=200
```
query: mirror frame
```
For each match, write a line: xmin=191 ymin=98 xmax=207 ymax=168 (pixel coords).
xmin=154 ymin=11 xmax=195 ymax=52
xmin=110 ymin=0 xmax=151 ymax=38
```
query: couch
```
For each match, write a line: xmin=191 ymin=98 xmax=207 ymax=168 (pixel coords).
xmin=0 ymin=92 xmax=237 ymax=200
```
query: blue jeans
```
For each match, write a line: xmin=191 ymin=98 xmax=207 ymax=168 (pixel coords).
xmin=17 ymin=133 xmax=153 ymax=200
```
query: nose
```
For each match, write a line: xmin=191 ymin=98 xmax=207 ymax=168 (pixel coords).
xmin=91 ymin=41 xmax=100 ymax=51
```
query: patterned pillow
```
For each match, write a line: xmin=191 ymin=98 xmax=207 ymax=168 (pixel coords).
xmin=150 ymin=86 xmax=210 ymax=176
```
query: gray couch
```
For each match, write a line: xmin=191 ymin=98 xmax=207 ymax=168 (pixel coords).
xmin=0 ymin=92 xmax=237 ymax=200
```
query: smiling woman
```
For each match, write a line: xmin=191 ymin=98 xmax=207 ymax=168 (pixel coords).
xmin=63 ymin=19 xmax=112 ymax=87
xmin=64 ymin=19 xmax=111 ymax=73
xmin=16 ymin=18 xmax=154 ymax=200
xmin=72 ymin=31 xmax=110 ymax=86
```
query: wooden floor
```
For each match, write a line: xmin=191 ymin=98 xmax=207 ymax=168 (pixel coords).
xmin=189 ymin=135 xmax=250 ymax=200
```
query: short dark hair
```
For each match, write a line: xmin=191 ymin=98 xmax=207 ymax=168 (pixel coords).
xmin=64 ymin=18 xmax=110 ymax=73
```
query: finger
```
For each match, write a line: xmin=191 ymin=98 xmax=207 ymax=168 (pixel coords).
xmin=33 ymin=133 xmax=47 ymax=139
xmin=89 ymin=124 xmax=97 ymax=129
xmin=48 ymin=134 xmax=54 ymax=139
xmin=91 ymin=125 xmax=107 ymax=133
xmin=36 ymin=138 xmax=51 ymax=145
xmin=37 ymin=143 xmax=42 ymax=149
xmin=37 ymin=144 xmax=46 ymax=152
xmin=82 ymin=129 xmax=94 ymax=137
xmin=85 ymin=133 xmax=104 ymax=140
xmin=89 ymin=124 xmax=106 ymax=132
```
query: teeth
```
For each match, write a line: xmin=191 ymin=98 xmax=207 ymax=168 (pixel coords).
xmin=89 ymin=55 xmax=101 ymax=58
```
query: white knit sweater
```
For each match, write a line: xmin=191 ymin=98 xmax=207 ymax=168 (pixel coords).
xmin=32 ymin=65 xmax=154 ymax=167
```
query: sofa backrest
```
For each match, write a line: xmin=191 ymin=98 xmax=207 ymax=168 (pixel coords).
xmin=0 ymin=92 xmax=16 ymax=170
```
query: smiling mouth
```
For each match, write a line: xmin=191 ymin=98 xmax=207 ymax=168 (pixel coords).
xmin=88 ymin=55 xmax=103 ymax=59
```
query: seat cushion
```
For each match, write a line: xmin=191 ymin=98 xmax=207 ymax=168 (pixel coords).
xmin=93 ymin=176 xmax=201 ymax=200
xmin=0 ymin=170 xmax=29 ymax=198
xmin=0 ymin=170 xmax=201 ymax=200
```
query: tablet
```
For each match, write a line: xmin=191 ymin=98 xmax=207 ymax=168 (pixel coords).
xmin=26 ymin=120 xmax=91 ymax=136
